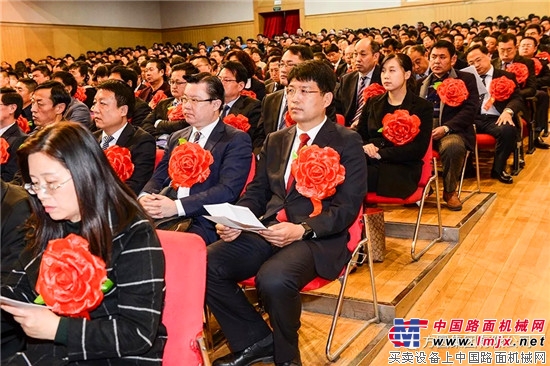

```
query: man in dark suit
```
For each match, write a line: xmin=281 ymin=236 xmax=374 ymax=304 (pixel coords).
xmin=218 ymin=61 xmax=261 ymax=140
xmin=0 ymin=89 xmax=27 ymax=182
xmin=324 ymin=43 xmax=348 ymax=80
xmin=519 ymin=36 xmax=550 ymax=148
xmin=264 ymin=57 xmax=283 ymax=95
xmin=139 ymin=73 xmax=252 ymax=244
xmin=140 ymin=63 xmax=198 ymax=146
xmin=135 ymin=59 xmax=172 ymax=104
xmin=91 ymin=80 xmax=156 ymax=195
xmin=109 ymin=66 xmax=153 ymax=134
xmin=207 ymin=61 xmax=367 ymax=366
xmin=406 ymin=45 xmax=431 ymax=80
xmin=418 ymin=40 xmax=478 ymax=211
xmin=334 ymin=38 xmax=382 ymax=128
xmin=466 ymin=45 xmax=524 ymax=184
xmin=30 ymin=81 xmax=70 ymax=133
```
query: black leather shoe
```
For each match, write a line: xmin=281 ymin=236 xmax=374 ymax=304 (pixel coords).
xmin=276 ymin=359 xmax=302 ymax=366
xmin=535 ymin=137 xmax=550 ymax=149
xmin=212 ymin=340 xmax=274 ymax=366
xmin=491 ymin=170 xmax=513 ymax=184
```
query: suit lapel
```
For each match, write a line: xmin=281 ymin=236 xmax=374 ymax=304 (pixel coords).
xmin=116 ymin=123 xmax=135 ymax=147
xmin=229 ymin=96 xmax=244 ymax=115
xmin=203 ymin=119 xmax=225 ymax=152
xmin=280 ymin=126 xmax=296 ymax=194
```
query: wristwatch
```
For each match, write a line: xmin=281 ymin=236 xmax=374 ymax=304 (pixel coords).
xmin=442 ymin=126 xmax=450 ymax=135
xmin=300 ymin=222 xmax=314 ymax=240
xmin=504 ymin=108 xmax=514 ymax=116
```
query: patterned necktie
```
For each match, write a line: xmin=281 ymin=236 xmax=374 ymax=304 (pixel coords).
xmin=351 ymin=76 xmax=368 ymax=126
xmin=192 ymin=131 xmax=201 ymax=143
xmin=278 ymin=102 xmax=289 ymax=131
xmin=286 ymin=133 xmax=310 ymax=192
xmin=101 ymin=135 xmax=114 ymax=150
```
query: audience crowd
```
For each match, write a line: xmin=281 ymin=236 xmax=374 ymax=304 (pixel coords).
xmin=1 ymin=11 xmax=549 ymax=366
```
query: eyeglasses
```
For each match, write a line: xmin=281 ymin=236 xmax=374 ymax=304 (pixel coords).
xmin=168 ymin=80 xmax=187 ymax=86
xmin=24 ymin=177 xmax=73 ymax=195
xmin=181 ymin=95 xmax=215 ymax=105
xmin=218 ymin=77 xmax=237 ymax=83
xmin=279 ymin=62 xmax=297 ymax=69
xmin=286 ymin=87 xmax=322 ymax=97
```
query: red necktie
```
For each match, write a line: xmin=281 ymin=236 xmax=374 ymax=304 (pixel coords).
xmin=286 ymin=133 xmax=310 ymax=192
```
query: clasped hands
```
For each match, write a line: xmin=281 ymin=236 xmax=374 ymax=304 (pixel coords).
xmin=139 ymin=193 xmax=178 ymax=219
xmin=216 ymin=222 xmax=305 ymax=247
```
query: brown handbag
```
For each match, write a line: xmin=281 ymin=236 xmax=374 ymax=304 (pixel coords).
xmin=364 ymin=208 xmax=386 ymax=262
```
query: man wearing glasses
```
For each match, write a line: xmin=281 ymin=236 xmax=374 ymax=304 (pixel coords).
xmin=218 ymin=61 xmax=261 ymax=139
xmin=139 ymin=73 xmax=252 ymax=245
xmin=207 ymin=61 xmax=367 ymax=366
xmin=141 ymin=62 xmax=199 ymax=147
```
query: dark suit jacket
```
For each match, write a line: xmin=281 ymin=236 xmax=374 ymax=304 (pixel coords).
xmin=94 ymin=124 xmax=156 ymax=195
xmin=535 ymin=58 xmax=550 ymax=88
xmin=247 ymin=77 xmax=266 ymax=101
xmin=226 ymin=95 xmax=261 ymax=140
xmin=136 ymin=81 xmax=172 ymax=104
xmin=356 ymin=91 xmax=433 ymax=198
xmin=265 ymin=81 xmax=283 ymax=94
xmin=418 ymin=68 xmax=478 ymax=151
xmin=1 ymin=123 xmax=27 ymax=182
xmin=254 ymin=89 xmax=339 ymax=151
xmin=334 ymin=67 xmax=382 ymax=126
xmin=141 ymin=97 xmax=188 ymax=138
xmin=143 ymin=121 xmax=252 ymax=243
xmin=492 ymin=55 xmax=537 ymax=99
xmin=130 ymin=97 xmax=154 ymax=135
xmin=238 ymin=121 xmax=367 ymax=280
xmin=0 ymin=180 xmax=31 ymax=281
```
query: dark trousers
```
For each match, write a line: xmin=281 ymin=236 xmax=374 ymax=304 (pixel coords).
xmin=534 ymin=90 xmax=549 ymax=132
xmin=434 ymin=134 xmax=466 ymax=193
xmin=206 ymin=232 xmax=317 ymax=364
xmin=475 ymin=114 xmax=517 ymax=173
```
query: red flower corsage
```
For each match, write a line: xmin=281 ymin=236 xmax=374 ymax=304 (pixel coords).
xmin=16 ymin=115 xmax=30 ymax=133
xmin=240 ymin=89 xmax=257 ymax=99
xmin=291 ymin=145 xmax=346 ymax=217
xmin=489 ymin=76 xmax=516 ymax=102
xmin=381 ymin=110 xmax=421 ymax=146
xmin=74 ymin=86 xmax=87 ymax=102
xmin=168 ymin=139 xmax=214 ymax=189
xmin=167 ymin=103 xmax=185 ymax=121
xmin=535 ymin=52 xmax=550 ymax=60
xmin=104 ymin=145 xmax=134 ymax=182
xmin=362 ymin=83 xmax=386 ymax=103
xmin=149 ymin=90 xmax=168 ymax=109
xmin=532 ymin=58 xmax=542 ymax=76
xmin=0 ymin=137 xmax=9 ymax=164
xmin=436 ymin=78 xmax=469 ymax=107
xmin=223 ymin=113 xmax=250 ymax=132
xmin=35 ymin=234 xmax=112 ymax=319
xmin=506 ymin=63 xmax=529 ymax=86
xmin=284 ymin=111 xmax=296 ymax=127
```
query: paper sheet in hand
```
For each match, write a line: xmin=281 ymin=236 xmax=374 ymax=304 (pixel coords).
xmin=0 ymin=296 xmax=48 ymax=309
xmin=204 ymin=203 xmax=267 ymax=232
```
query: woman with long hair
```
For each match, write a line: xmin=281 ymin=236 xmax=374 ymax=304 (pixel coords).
xmin=356 ymin=53 xmax=433 ymax=198
xmin=1 ymin=122 xmax=166 ymax=365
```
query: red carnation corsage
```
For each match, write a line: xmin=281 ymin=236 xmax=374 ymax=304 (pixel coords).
xmin=223 ymin=113 xmax=250 ymax=132
xmin=168 ymin=139 xmax=214 ymax=189
xmin=381 ymin=110 xmax=421 ymax=146
xmin=104 ymin=145 xmax=134 ymax=182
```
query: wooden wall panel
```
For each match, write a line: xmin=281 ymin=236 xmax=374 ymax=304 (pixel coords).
xmin=162 ymin=21 xmax=255 ymax=46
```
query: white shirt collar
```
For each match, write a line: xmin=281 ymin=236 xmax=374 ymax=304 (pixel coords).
xmin=101 ymin=123 xmax=127 ymax=145
xmin=0 ymin=122 xmax=16 ymax=136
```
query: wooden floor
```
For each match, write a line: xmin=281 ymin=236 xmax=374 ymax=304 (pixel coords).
xmin=209 ymin=145 xmax=550 ymax=365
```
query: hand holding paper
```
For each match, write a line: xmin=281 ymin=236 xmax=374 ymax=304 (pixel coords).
xmin=204 ymin=203 xmax=267 ymax=232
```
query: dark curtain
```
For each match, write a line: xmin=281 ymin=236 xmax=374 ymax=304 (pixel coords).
xmin=263 ymin=13 xmax=284 ymax=38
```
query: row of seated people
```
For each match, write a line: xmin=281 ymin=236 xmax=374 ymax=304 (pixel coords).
xmin=1 ymin=20 xmax=549 ymax=366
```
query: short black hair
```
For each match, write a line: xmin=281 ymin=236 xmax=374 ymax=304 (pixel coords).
xmin=430 ymin=40 xmax=457 ymax=57
xmin=110 ymin=66 xmax=138 ymax=89
xmin=497 ymin=33 xmax=517 ymax=46
xmin=184 ymin=72 xmax=224 ymax=111
xmin=171 ymin=62 xmax=199 ymax=75
xmin=51 ymin=71 xmax=78 ymax=96
xmin=17 ymin=78 xmax=38 ymax=93
xmin=96 ymin=80 xmax=136 ymax=118
xmin=287 ymin=60 xmax=336 ymax=94
xmin=220 ymin=61 xmax=248 ymax=83
xmin=0 ymin=88 xmax=23 ymax=118
xmin=465 ymin=44 xmax=489 ymax=57
xmin=34 ymin=81 xmax=71 ymax=108
xmin=285 ymin=45 xmax=314 ymax=61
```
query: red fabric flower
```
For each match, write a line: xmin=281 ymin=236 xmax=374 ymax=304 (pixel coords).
xmin=168 ymin=140 xmax=214 ymax=189
xmin=16 ymin=115 xmax=30 ymax=133
xmin=223 ymin=113 xmax=250 ymax=132
xmin=291 ymin=145 xmax=346 ymax=217
xmin=74 ymin=86 xmax=87 ymax=102
xmin=149 ymin=90 xmax=168 ymax=109
xmin=240 ymin=89 xmax=257 ymax=99
xmin=167 ymin=103 xmax=185 ymax=121
xmin=104 ymin=145 xmax=134 ymax=182
xmin=35 ymin=234 xmax=107 ymax=319
xmin=381 ymin=110 xmax=421 ymax=146
xmin=436 ymin=78 xmax=469 ymax=107
xmin=536 ymin=52 xmax=550 ymax=60
xmin=362 ymin=83 xmax=386 ymax=103
xmin=0 ymin=137 xmax=9 ymax=164
xmin=532 ymin=57 xmax=542 ymax=76
xmin=506 ymin=63 xmax=529 ymax=86
xmin=489 ymin=76 xmax=516 ymax=101
xmin=284 ymin=111 xmax=296 ymax=127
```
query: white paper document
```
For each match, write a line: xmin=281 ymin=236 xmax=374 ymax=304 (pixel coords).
xmin=204 ymin=203 xmax=267 ymax=232
xmin=0 ymin=296 xmax=49 ymax=309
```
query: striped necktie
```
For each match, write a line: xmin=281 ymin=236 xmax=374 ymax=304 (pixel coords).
xmin=101 ymin=135 xmax=114 ymax=150
xmin=351 ymin=76 xmax=368 ymax=126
